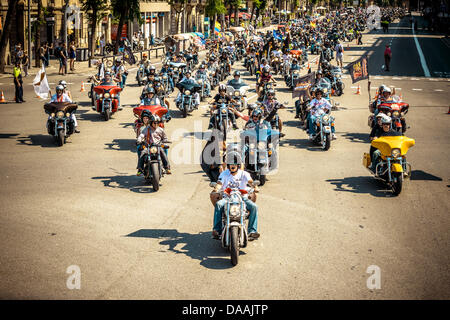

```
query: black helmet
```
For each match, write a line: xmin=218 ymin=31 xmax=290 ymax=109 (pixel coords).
xmin=146 ymin=87 xmax=155 ymax=94
xmin=315 ymin=88 xmax=324 ymax=95
xmin=267 ymin=89 xmax=275 ymax=97
xmin=234 ymin=70 xmax=240 ymax=77
xmin=141 ymin=110 xmax=152 ymax=121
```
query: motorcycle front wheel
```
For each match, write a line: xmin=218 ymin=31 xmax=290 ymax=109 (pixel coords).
xmin=182 ymin=105 xmax=188 ymax=118
xmin=230 ymin=226 xmax=239 ymax=266
xmin=104 ymin=109 xmax=111 ymax=121
xmin=151 ymin=162 xmax=160 ymax=191
xmin=391 ymin=172 xmax=403 ymax=196
xmin=57 ymin=130 xmax=65 ymax=147
xmin=323 ymin=133 xmax=331 ymax=151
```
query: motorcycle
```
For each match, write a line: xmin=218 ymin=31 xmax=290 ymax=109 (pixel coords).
xmin=93 ymin=84 xmax=122 ymax=121
xmin=271 ymin=56 xmax=282 ymax=75
xmin=136 ymin=64 xmax=148 ymax=86
xmin=227 ymin=84 xmax=249 ymax=113
xmin=241 ymin=126 xmax=279 ymax=186
xmin=176 ymin=79 xmax=201 ymax=118
xmin=309 ymin=112 xmax=335 ymax=151
xmin=287 ymin=69 xmax=301 ymax=89
xmin=44 ymin=102 xmax=78 ymax=147
xmin=259 ymin=82 xmax=276 ymax=102
xmin=133 ymin=104 xmax=169 ymax=138
xmin=140 ymin=141 xmax=170 ymax=192
xmin=209 ymin=180 xmax=260 ymax=266
xmin=247 ymin=56 xmax=257 ymax=76
xmin=369 ymin=97 xmax=409 ymax=134
xmin=168 ymin=62 xmax=187 ymax=87
xmin=196 ymin=74 xmax=210 ymax=102
xmin=363 ymin=135 xmax=415 ymax=196
xmin=212 ymin=101 xmax=233 ymax=140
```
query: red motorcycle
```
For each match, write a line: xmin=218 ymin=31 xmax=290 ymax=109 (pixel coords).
xmin=368 ymin=96 xmax=409 ymax=133
xmin=133 ymin=104 xmax=168 ymax=137
xmin=93 ymin=84 xmax=122 ymax=121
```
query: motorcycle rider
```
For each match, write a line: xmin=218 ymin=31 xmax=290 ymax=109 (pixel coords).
xmin=195 ymin=63 xmax=212 ymax=97
xmin=261 ymin=89 xmax=285 ymax=137
xmin=140 ymin=87 xmax=161 ymax=106
xmin=59 ymin=80 xmax=72 ymax=100
xmin=369 ymin=115 xmax=401 ymax=172
xmin=257 ymin=66 xmax=277 ymax=99
xmin=227 ymin=70 xmax=248 ymax=89
xmin=175 ymin=70 xmax=200 ymax=108
xmin=286 ymin=58 xmax=301 ymax=84
xmin=210 ymin=151 xmax=260 ymax=241
xmin=208 ymin=84 xmax=238 ymax=130
xmin=137 ymin=113 xmax=171 ymax=176
xmin=112 ymin=58 xmax=126 ymax=89
xmin=139 ymin=53 xmax=151 ymax=74
xmin=50 ymin=84 xmax=79 ymax=133
xmin=306 ymin=88 xmax=336 ymax=140
xmin=160 ymin=62 xmax=174 ymax=92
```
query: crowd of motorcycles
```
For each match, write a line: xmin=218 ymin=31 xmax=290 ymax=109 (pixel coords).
xmin=41 ymin=6 xmax=414 ymax=265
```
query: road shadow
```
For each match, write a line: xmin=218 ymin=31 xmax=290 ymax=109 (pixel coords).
xmin=279 ymin=137 xmax=328 ymax=152
xmin=119 ymin=122 xmax=135 ymax=130
xmin=91 ymin=174 xmax=157 ymax=193
xmin=410 ymin=170 xmax=443 ymax=181
xmin=77 ymin=111 xmax=105 ymax=122
xmin=283 ymin=120 xmax=303 ymax=129
xmin=125 ymin=229 xmax=243 ymax=269
xmin=341 ymin=132 xmax=370 ymax=143
xmin=16 ymin=134 xmax=59 ymax=148
xmin=105 ymin=139 xmax=136 ymax=152
xmin=326 ymin=176 xmax=393 ymax=197
xmin=0 ymin=133 xmax=19 ymax=139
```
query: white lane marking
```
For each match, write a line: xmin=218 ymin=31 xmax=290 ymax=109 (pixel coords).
xmin=428 ymin=78 xmax=439 ymax=81
xmin=410 ymin=78 xmax=420 ymax=80
xmin=412 ymin=22 xmax=431 ymax=77
xmin=374 ymin=76 xmax=383 ymax=79
xmin=434 ymin=89 xmax=444 ymax=92
xmin=395 ymin=88 xmax=402 ymax=90
xmin=392 ymin=77 xmax=402 ymax=80
xmin=412 ymin=88 xmax=423 ymax=91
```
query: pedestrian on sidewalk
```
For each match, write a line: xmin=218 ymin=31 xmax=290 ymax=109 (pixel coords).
xmin=356 ymin=30 xmax=363 ymax=45
xmin=335 ymin=41 xmax=344 ymax=68
xmin=22 ymin=51 xmax=29 ymax=77
xmin=57 ymin=42 xmax=68 ymax=75
xmin=69 ymin=41 xmax=76 ymax=72
xmin=384 ymin=44 xmax=392 ymax=72
xmin=13 ymin=61 xmax=24 ymax=103
xmin=40 ymin=43 xmax=49 ymax=67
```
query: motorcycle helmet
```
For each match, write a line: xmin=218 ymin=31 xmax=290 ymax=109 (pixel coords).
xmin=263 ymin=65 xmax=270 ymax=73
xmin=149 ymin=65 xmax=156 ymax=73
xmin=143 ymin=53 xmax=148 ymax=58
xmin=146 ymin=87 xmax=155 ymax=94
xmin=56 ymin=85 xmax=64 ymax=93
xmin=267 ymin=89 xmax=275 ymax=97
xmin=380 ymin=114 xmax=392 ymax=125
xmin=315 ymin=88 xmax=324 ymax=95
xmin=234 ymin=70 xmax=241 ymax=77
xmin=218 ymin=84 xmax=227 ymax=92
xmin=152 ymin=115 xmax=161 ymax=123
xmin=141 ymin=110 xmax=152 ymax=122
xmin=59 ymin=80 xmax=67 ymax=88
xmin=251 ymin=108 xmax=263 ymax=119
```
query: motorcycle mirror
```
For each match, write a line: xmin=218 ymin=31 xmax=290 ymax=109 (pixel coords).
xmin=253 ymin=180 xmax=260 ymax=186
xmin=209 ymin=182 xmax=217 ymax=188
xmin=335 ymin=102 xmax=340 ymax=106
xmin=283 ymin=101 xmax=289 ymax=105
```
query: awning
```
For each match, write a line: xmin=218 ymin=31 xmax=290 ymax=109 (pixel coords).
xmin=229 ymin=26 xmax=245 ymax=32
xmin=173 ymin=33 xmax=191 ymax=40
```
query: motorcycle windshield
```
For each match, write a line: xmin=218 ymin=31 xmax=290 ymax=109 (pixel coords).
xmin=178 ymin=80 xmax=201 ymax=90
xmin=169 ymin=62 xmax=186 ymax=68
xmin=242 ymin=127 xmax=277 ymax=142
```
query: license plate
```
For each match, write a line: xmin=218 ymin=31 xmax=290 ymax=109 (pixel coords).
xmin=323 ymin=126 xmax=331 ymax=133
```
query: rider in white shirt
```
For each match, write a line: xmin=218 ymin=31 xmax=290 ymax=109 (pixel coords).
xmin=306 ymin=88 xmax=335 ymax=139
xmin=50 ymin=85 xmax=79 ymax=133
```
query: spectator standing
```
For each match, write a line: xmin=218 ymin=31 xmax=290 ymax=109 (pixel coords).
xmin=40 ymin=43 xmax=49 ymax=67
xmin=22 ymin=51 xmax=29 ymax=77
xmin=384 ymin=44 xmax=392 ymax=72
xmin=13 ymin=61 xmax=24 ymax=103
xmin=100 ymin=35 xmax=105 ymax=55
xmin=334 ymin=41 xmax=344 ymax=68
xmin=58 ymin=43 xmax=68 ymax=75
xmin=69 ymin=41 xmax=76 ymax=71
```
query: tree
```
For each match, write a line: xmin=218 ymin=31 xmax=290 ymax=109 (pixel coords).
xmin=253 ymin=0 xmax=268 ymax=27
xmin=168 ymin=0 xmax=188 ymax=34
xmin=34 ymin=0 xmax=44 ymax=68
xmin=111 ymin=0 xmax=142 ymax=54
xmin=81 ymin=0 xmax=109 ymax=62
xmin=0 ymin=0 xmax=19 ymax=73
xmin=205 ymin=0 xmax=226 ymax=35
xmin=230 ymin=0 xmax=242 ymax=26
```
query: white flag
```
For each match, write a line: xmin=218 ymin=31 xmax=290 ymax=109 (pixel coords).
xmin=33 ymin=65 xmax=51 ymax=99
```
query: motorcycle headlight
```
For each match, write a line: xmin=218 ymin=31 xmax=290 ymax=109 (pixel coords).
xmin=391 ymin=148 xmax=401 ymax=158
xmin=104 ymin=93 xmax=111 ymax=99
xmin=65 ymin=113 xmax=70 ymax=117
xmin=150 ymin=146 xmax=158 ymax=154
xmin=234 ymin=91 xmax=240 ymax=96
xmin=323 ymin=88 xmax=328 ymax=93
xmin=400 ymin=112 xmax=405 ymax=117
xmin=221 ymin=108 xmax=227 ymax=114
xmin=56 ymin=111 xmax=64 ymax=118
xmin=258 ymin=141 xmax=266 ymax=149
xmin=392 ymin=111 xmax=400 ymax=117
xmin=50 ymin=113 xmax=55 ymax=117
xmin=229 ymin=204 xmax=241 ymax=217
xmin=387 ymin=112 xmax=391 ymax=116
xmin=322 ymin=115 xmax=330 ymax=123
xmin=163 ymin=75 xmax=168 ymax=79
xmin=249 ymin=143 xmax=256 ymax=149
xmin=268 ymin=143 xmax=273 ymax=149
xmin=185 ymin=90 xmax=191 ymax=95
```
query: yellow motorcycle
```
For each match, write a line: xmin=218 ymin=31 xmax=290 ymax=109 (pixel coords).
xmin=363 ymin=136 xmax=415 ymax=196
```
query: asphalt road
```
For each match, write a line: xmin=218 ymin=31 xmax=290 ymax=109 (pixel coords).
xmin=0 ymin=19 xmax=449 ymax=299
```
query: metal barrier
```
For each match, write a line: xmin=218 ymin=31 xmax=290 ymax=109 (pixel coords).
xmin=90 ymin=46 xmax=166 ymax=67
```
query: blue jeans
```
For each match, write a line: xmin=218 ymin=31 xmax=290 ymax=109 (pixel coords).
xmin=308 ymin=114 xmax=335 ymax=135
xmin=213 ymin=198 xmax=258 ymax=234
xmin=121 ymin=74 xmax=127 ymax=87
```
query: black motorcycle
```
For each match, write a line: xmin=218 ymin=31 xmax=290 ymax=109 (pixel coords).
xmin=44 ymin=102 xmax=78 ymax=147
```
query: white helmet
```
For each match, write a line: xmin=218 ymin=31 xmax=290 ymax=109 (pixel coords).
xmin=59 ymin=80 xmax=67 ymax=88
xmin=152 ymin=115 xmax=161 ymax=123
xmin=383 ymin=87 xmax=392 ymax=93
xmin=380 ymin=114 xmax=392 ymax=124
xmin=56 ymin=85 xmax=64 ymax=92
